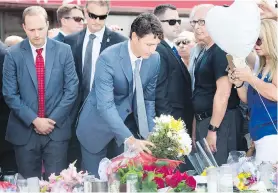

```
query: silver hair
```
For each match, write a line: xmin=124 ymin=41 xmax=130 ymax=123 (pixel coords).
xmin=189 ymin=4 xmax=214 ymax=20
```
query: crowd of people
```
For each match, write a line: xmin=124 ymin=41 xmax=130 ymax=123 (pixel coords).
xmin=0 ymin=0 xmax=277 ymax=179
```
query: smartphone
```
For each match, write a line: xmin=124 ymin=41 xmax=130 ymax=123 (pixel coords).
xmin=226 ymin=54 xmax=236 ymax=72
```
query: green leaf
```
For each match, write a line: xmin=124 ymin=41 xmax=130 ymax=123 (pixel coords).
xmin=141 ymin=181 xmax=158 ymax=192
xmin=146 ymin=172 xmax=155 ymax=182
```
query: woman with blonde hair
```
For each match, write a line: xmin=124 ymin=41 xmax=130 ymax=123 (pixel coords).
xmin=228 ymin=19 xmax=277 ymax=163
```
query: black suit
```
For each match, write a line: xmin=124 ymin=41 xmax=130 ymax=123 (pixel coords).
xmin=0 ymin=41 xmax=17 ymax=172
xmin=64 ymin=27 xmax=127 ymax=169
xmin=53 ymin=32 xmax=65 ymax=42
xmin=155 ymin=40 xmax=193 ymax=134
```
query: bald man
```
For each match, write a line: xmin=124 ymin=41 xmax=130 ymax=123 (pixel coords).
xmin=4 ymin=35 xmax=23 ymax=47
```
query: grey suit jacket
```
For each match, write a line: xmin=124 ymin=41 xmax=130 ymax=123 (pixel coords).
xmin=76 ymin=41 xmax=160 ymax=154
xmin=2 ymin=38 xmax=79 ymax=145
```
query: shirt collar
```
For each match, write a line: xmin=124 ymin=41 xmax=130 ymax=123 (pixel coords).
xmin=29 ymin=38 xmax=47 ymax=52
xmin=85 ymin=26 xmax=105 ymax=41
xmin=59 ymin=30 xmax=67 ymax=36
xmin=164 ymin=38 xmax=174 ymax=48
xmin=128 ymin=40 xmax=142 ymax=63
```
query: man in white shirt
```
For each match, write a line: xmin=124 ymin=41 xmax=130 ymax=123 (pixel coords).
xmin=75 ymin=13 xmax=163 ymax=177
xmin=64 ymin=0 xmax=127 ymax=169
xmin=53 ymin=4 xmax=84 ymax=42
xmin=154 ymin=4 xmax=194 ymax=138
xmin=2 ymin=6 xmax=78 ymax=178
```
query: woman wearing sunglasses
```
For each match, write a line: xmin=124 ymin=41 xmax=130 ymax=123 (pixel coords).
xmin=174 ymin=31 xmax=196 ymax=69
xmin=228 ymin=19 xmax=278 ymax=164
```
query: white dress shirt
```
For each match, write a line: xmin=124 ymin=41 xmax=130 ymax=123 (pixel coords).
xmin=82 ymin=27 xmax=105 ymax=90
xmin=128 ymin=40 xmax=142 ymax=91
xmin=29 ymin=40 xmax=47 ymax=65
xmin=164 ymin=38 xmax=174 ymax=49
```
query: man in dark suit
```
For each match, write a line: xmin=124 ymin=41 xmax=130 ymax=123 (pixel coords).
xmin=53 ymin=4 xmax=84 ymax=42
xmin=0 ymin=41 xmax=17 ymax=173
xmin=154 ymin=4 xmax=194 ymax=135
xmin=2 ymin=6 xmax=79 ymax=178
xmin=64 ymin=0 xmax=127 ymax=168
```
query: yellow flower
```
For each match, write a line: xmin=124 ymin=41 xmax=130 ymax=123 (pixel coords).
xmin=237 ymin=182 xmax=248 ymax=191
xmin=201 ymin=166 xmax=215 ymax=176
xmin=238 ymin=173 xmax=245 ymax=179
xmin=169 ymin=118 xmax=183 ymax=132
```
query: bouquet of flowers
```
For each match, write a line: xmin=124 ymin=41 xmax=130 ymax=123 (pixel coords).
xmin=148 ymin=115 xmax=192 ymax=161
xmin=110 ymin=153 xmax=196 ymax=192
xmin=40 ymin=161 xmax=88 ymax=192
xmin=234 ymin=172 xmax=257 ymax=191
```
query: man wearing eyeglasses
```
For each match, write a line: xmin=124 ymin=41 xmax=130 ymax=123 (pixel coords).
xmin=190 ymin=4 xmax=240 ymax=166
xmin=154 ymin=4 xmax=194 ymax=140
xmin=64 ymin=0 xmax=127 ymax=169
xmin=54 ymin=4 xmax=84 ymax=42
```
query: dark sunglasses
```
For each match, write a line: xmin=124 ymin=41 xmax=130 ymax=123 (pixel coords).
xmin=175 ymin=40 xmax=191 ymax=46
xmin=161 ymin=19 xmax=181 ymax=26
xmin=64 ymin=16 xmax=84 ymax=23
xmin=190 ymin=19 xmax=205 ymax=27
xmin=87 ymin=11 xmax=108 ymax=20
xmin=256 ymin=38 xmax=262 ymax=46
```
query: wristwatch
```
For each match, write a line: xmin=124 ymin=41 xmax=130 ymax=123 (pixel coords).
xmin=208 ymin=124 xmax=219 ymax=132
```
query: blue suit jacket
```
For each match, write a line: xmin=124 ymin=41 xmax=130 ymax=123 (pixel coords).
xmin=2 ymin=38 xmax=79 ymax=145
xmin=76 ymin=41 xmax=160 ymax=154
xmin=53 ymin=32 xmax=65 ymax=42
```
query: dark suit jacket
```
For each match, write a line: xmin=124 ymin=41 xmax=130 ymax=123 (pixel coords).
xmin=53 ymin=32 xmax=65 ymax=42
xmin=64 ymin=27 xmax=127 ymax=114
xmin=0 ymin=41 xmax=11 ymax=152
xmin=155 ymin=40 xmax=194 ymax=133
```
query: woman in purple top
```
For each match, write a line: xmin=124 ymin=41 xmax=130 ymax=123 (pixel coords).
xmin=228 ymin=19 xmax=277 ymax=163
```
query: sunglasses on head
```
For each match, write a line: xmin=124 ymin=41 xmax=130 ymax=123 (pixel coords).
xmin=175 ymin=40 xmax=191 ymax=46
xmin=256 ymin=38 xmax=262 ymax=46
xmin=87 ymin=11 xmax=108 ymax=20
xmin=161 ymin=19 xmax=181 ymax=26
xmin=190 ymin=19 xmax=205 ymax=27
xmin=64 ymin=16 xmax=84 ymax=23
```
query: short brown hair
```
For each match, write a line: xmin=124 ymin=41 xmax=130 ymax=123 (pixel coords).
xmin=86 ymin=0 xmax=110 ymax=10
xmin=57 ymin=4 xmax=83 ymax=25
xmin=22 ymin=6 xmax=48 ymax=24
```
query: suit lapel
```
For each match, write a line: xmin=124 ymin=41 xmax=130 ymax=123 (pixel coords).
xmin=21 ymin=39 xmax=38 ymax=91
xmin=161 ymin=40 xmax=191 ymax=84
xmin=119 ymin=41 xmax=133 ymax=100
xmin=76 ymin=29 xmax=86 ymax=76
xmin=100 ymin=27 xmax=111 ymax=53
xmin=45 ymin=38 xmax=56 ymax=88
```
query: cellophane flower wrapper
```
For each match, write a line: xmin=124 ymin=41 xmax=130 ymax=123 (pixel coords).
xmin=106 ymin=150 xmax=182 ymax=177
xmin=227 ymin=152 xmax=258 ymax=191
xmin=40 ymin=161 xmax=88 ymax=192
xmin=0 ymin=181 xmax=16 ymax=192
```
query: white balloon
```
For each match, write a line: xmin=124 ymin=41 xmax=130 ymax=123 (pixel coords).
xmin=206 ymin=0 xmax=261 ymax=58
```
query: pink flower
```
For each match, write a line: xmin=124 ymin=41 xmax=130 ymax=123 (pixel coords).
xmin=48 ymin=173 xmax=57 ymax=183
xmin=154 ymin=177 xmax=165 ymax=189
xmin=185 ymin=176 xmax=197 ymax=190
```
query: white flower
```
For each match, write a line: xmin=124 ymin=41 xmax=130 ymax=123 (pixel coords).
xmin=153 ymin=132 xmax=159 ymax=137
xmin=167 ymin=131 xmax=172 ymax=138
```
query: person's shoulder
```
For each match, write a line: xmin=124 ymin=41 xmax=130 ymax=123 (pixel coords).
xmin=212 ymin=44 xmax=227 ymax=55
xmin=64 ymin=29 xmax=85 ymax=42
xmin=109 ymin=30 xmax=128 ymax=42
xmin=99 ymin=41 xmax=127 ymax=60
